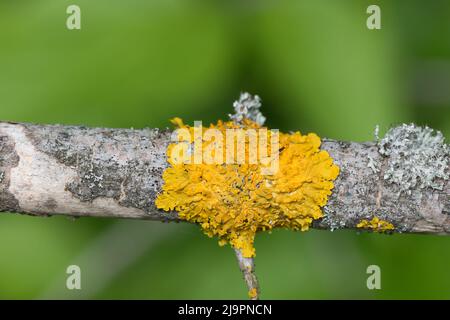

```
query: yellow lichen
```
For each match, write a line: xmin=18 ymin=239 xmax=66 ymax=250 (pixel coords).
xmin=155 ymin=118 xmax=340 ymax=257
xmin=248 ymin=288 xmax=258 ymax=299
xmin=357 ymin=217 xmax=395 ymax=233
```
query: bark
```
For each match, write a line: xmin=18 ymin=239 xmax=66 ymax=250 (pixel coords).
xmin=0 ymin=121 xmax=449 ymax=234
xmin=234 ymin=248 xmax=259 ymax=300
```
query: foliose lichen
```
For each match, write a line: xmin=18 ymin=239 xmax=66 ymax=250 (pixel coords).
xmin=156 ymin=96 xmax=340 ymax=257
xmin=378 ymin=123 xmax=449 ymax=193
xmin=228 ymin=92 xmax=266 ymax=126
xmin=248 ymin=288 xmax=258 ymax=299
xmin=367 ymin=155 xmax=379 ymax=174
xmin=356 ymin=216 xmax=395 ymax=233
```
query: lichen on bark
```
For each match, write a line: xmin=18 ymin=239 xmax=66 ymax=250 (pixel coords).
xmin=379 ymin=123 xmax=449 ymax=193
xmin=156 ymin=116 xmax=339 ymax=257
xmin=319 ymin=123 xmax=449 ymax=234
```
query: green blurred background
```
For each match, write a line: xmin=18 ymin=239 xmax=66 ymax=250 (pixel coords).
xmin=0 ymin=0 xmax=449 ymax=299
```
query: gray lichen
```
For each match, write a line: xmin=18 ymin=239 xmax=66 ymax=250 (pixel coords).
xmin=374 ymin=124 xmax=380 ymax=142
xmin=321 ymin=207 xmax=347 ymax=231
xmin=367 ymin=155 xmax=379 ymax=174
xmin=378 ymin=124 xmax=449 ymax=193
xmin=229 ymin=92 xmax=266 ymax=126
xmin=317 ymin=137 xmax=447 ymax=234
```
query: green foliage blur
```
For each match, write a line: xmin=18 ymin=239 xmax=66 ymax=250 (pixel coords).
xmin=0 ymin=0 xmax=449 ymax=299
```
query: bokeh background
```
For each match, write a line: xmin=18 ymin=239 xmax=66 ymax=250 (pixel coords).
xmin=0 ymin=0 xmax=449 ymax=299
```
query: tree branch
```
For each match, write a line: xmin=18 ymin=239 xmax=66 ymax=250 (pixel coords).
xmin=0 ymin=121 xmax=449 ymax=234
xmin=234 ymin=248 xmax=259 ymax=300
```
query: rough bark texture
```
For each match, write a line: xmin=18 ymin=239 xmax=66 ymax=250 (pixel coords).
xmin=318 ymin=139 xmax=450 ymax=234
xmin=0 ymin=121 xmax=449 ymax=235
xmin=0 ymin=121 xmax=177 ymax=221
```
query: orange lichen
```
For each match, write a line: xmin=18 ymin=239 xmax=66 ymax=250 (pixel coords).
xmin=155 ymin=118 xmax=340 ymax=257
xmin=357 ymin=217 xmax=395 ymax=233
xmin=248 ymin=288 xmax=258 ymax=299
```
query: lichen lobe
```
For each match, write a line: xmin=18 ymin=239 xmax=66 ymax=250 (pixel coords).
xmin=357 ymin=216 xmax=395 ymax=233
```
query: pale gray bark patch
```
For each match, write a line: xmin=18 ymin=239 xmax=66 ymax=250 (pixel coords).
xmin=0 ymin=134 xmax=20 ymax=212
xmin=43 ymin=198 xmax=58 ymax=212
xmin=21 ymin=123 xmax=177 ymax=220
